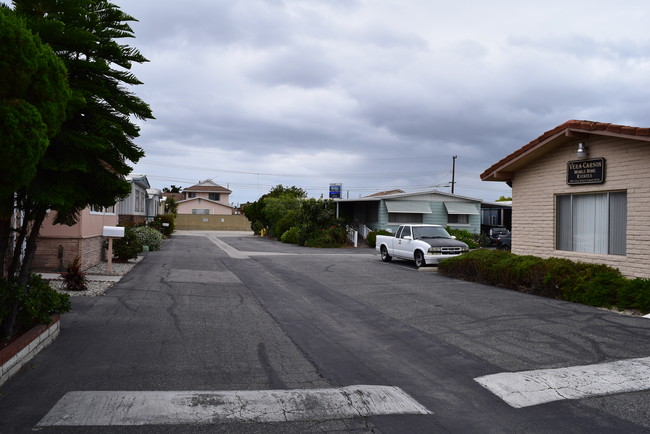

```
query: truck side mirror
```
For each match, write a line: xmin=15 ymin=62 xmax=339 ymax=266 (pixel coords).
xmin=403 ymin=235 xmax=413 ymax=240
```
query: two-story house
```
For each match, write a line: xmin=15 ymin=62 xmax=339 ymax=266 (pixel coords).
xmin=176 ymin=180 xmax=236 ymax=215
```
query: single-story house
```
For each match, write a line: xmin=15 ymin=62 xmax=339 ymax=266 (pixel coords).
xmin=481 ymin=201 xmax=512 ymax=231
xmin=335 ymin=189 xmax=482 ymax=236
xmin=481 ymin=119 xmax=650 ymax=279
xmin=176 ymin=180 xmax=236 ymax=215
xmin=33 ymin=205 xmax=117 ymax=271
xmin=118 ymin=174 xmax=150 ymax=226
xmin=145 ymin=188 xmax=161 ymax=222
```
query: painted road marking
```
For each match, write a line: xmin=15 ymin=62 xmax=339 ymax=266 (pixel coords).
xmin=206 ymin=236 xmax=374 ymax=259
xmin=37 ymin=385 xmax=431 ymax=426
xmin=475 ymin=356 xmax=650 ymax=408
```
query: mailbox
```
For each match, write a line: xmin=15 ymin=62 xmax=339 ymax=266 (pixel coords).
xmin=103 ymin=226 xmax=125 ymax=238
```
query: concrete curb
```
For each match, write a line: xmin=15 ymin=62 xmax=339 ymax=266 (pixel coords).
xmin=0 ymin=314 xmax=60 ymax=388
xmin=38 ymin=273 xmax=122 ymax=282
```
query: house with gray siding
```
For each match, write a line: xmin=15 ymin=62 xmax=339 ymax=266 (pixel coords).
xmin=336 ymin=190 xmax=482 ymax=234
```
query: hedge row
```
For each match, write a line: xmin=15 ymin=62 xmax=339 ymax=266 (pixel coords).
xmin=437 ymin=249 xmax=650 ymax=314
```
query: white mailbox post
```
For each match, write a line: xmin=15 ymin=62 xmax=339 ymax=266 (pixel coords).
xmin=103 ymin=226 xmax=125 ymax=273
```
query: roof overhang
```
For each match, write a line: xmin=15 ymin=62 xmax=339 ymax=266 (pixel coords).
xmin=444 ymin=201 xmax=480 ymax=215
xmin=385 ymin=200 xmax=432 ymax=214
xmin=481 ymin=120 xmax=650 ymax=183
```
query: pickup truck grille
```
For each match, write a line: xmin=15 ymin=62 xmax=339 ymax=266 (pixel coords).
xmin=441 ymin=247 xmax=464 ymax=255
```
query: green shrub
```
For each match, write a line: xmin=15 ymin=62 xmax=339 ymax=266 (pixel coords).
xmin=280 ymin=226 xmax=302 ymax=244
xmin=251 ymin=220 xmax=264 ymax=235
xmin=446 ymin=227 xmax=480 ymax=249
xmin=152 ymin=214 xmax=175 ymax=237
xmin=60 ymin=256 xmax=88 ymax=291
xmin=272 ymin=209 xmax=299 ymax=239
xmin=112 ymin=227 xmax=142 ymax=260
xmin=1 ymin=275 xmax=71 ymax=339
xmin=438 ymin=250 xmax=642 ymax=312
xmin=304 ymin=225 xmax=347 ymax=248
xmin=132 ymin=226 xmax=164 ymax=251
xmin=21 ymin=274 xmax=71 ymax=325
xmin=367 ymin=230 xmax=391 ymax=248
xmin=560 ymin=263 xmax=625 ymax=308
xmin=618 ymin=279 xmax=650 ymax=314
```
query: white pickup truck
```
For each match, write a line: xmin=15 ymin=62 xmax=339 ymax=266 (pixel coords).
xmin=376 ymin=224 xmax=469 ymax=268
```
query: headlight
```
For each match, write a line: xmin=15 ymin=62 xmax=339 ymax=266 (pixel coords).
xmin=428 ymin=247 xmax=442 ymax=254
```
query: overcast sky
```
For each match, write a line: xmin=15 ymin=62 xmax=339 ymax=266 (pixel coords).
xmin=31 ymin=1 xmax=650 ymax=204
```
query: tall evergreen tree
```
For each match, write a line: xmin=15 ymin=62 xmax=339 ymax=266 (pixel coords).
xmin=2 ymin=0 xmax=153 ymax=337
xmin=0 ymin=6 xmax=71 ymax=277
xmin=14 ymin=0 xmax=153 ymax=224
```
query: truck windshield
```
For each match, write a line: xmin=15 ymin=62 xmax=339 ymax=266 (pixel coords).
xmin=413 ymin=226 xmax=451 ymax=239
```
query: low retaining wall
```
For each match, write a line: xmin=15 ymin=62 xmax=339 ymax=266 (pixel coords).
xmin=0 ymin=314 xmax=60 ymax=387
xmin=175 ymin=214 xmax=251 ymax=231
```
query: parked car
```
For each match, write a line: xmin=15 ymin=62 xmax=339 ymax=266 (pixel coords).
xmin=488 ymin=226 xmax=509 ymax=245
xmin=376 ymin=224 xmax=469 ymax=268
xmin=496 ymin=232 xmax=511 ymax=250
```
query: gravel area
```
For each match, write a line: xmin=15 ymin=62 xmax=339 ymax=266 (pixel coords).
xmin=49 ymin=255 xmax=144 ymax=297
xmin=84 ymin=255 xmax=144 ymax=276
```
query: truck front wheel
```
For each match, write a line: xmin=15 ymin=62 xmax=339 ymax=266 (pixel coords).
xmin=414 ymin=250 xmax=426 ymax=268
xmin=380 ymin=245 xmax=392 ymax=262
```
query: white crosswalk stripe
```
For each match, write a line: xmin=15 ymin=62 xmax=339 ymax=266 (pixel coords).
xmin=475 ymin=356 xmax=650 ymax=408
xmin=37 ymin=385 xmax=431 ymax=426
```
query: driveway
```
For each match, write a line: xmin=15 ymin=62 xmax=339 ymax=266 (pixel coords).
xmin=1 ymin=232 xmax=649 ymax=433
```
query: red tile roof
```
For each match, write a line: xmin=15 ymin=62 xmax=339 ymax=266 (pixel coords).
xmin=481 ymin=120 xmax=650 ymax=182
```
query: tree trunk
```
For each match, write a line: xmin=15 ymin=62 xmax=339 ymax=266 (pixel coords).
xmin=0 ymin=218 xmax=10 ymax=279
xmin=18 ymin=208 xmax=46 ymax=286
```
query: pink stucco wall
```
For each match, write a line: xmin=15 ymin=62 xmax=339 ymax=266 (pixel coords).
xmin=33 ymin=209 xmax=118 ymax=271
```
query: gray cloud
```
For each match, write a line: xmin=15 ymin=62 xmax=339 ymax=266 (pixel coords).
xmin=104 ymin=0 xmax=650 ymax=203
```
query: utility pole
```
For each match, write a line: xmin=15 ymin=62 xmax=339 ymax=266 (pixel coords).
xmin=451 ymin=155 xmax=457 ymax=194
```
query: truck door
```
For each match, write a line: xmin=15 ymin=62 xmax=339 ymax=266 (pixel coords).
xmin=396 ymin=225 xmax=412 ymax=258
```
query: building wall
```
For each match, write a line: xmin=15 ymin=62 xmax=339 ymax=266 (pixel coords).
xmin=33 ymin=209 xmax=117 ymax=271
xmin=175 ymin=214 xmax=251 ymax=231
xmin=379 ymin=198 xmax=481 ymax=234
xmin=512 ymin=135 xmax=650 ymax=278
xmin=176 ymin=198 xmax=234 ymax=215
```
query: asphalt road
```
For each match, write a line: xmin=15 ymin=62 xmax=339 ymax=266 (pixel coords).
xmin=1 ymin=232 xmax=650 ymax=433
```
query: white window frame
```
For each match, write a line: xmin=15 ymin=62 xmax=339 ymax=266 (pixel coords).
xmin=90 ymin=205 xmax=116 ymax=215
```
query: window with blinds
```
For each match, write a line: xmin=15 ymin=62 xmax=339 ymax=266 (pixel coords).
xmin=556 ymin=191 xmax=626 ymax=255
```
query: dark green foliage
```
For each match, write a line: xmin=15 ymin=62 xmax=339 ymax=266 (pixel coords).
xmin=112 ymin=227 xmax=142 ymax=260
xmin=243 ymin=185 xmax=307 ymax=233
xmin=0 ymin=275 xmax=70 ymax=342
xmin=151 ymin=214 xmax=175 ymax=237
xmin=251 ymin=221 xmax=264 ymax=235
xmin=438 ymin=250 xmax=649 ymax=313
xmin=367 ymin=230 xmax=391 ymax=248
xmin=13 ymin=0 xmax=153 ymax=224
xmin=280 ymin=226 xmax=302 ymax=244
xmin=0 ymin=6 xmax=70 ymax=202
xmin=446 ymin=227 xmax=480 ymax=249
xmin=618 ymin=279 xmax=650 ymax=313
xmin=304 ymin=224 xmax=347 ymax=248
xmin=163 ymin=197 xmax=178 ymax=216
xmin=60 ymin=255 xmax=88 ymax=291
xmin=244 ymin=186 xmax=348 ymax=247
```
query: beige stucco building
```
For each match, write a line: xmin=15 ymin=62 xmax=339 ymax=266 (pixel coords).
xmin=482 ymin=120 xmax=650 ymax=279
